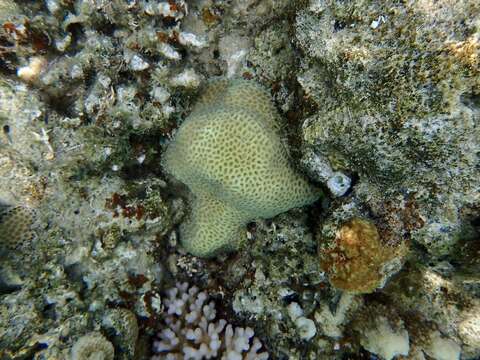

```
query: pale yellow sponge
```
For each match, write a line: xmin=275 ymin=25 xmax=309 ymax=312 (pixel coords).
xmin=164 ymin=79 xmax=320 ymax=257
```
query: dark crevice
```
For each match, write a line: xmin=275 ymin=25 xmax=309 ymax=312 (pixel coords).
xmin=0 ymin=281 xmax=21 ymax=295
xmin=461 ymin=93 xmax=480 ymax=110
xmin=42 ymin=302 xmax=57 ymax=320
xmin=64 ymin=22 xmax=85 ymax=53
xmin=41 ymin=92 xmax=80 ymax=118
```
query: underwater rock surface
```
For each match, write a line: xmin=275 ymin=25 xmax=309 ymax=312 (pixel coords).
xmin=0 ymin=0 xmax=478 ymax=359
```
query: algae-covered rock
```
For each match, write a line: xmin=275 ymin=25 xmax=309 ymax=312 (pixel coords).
xmin=296 ymin=1 xmax=480 ymax=119
xmin=297 ymin=0 xmax=480 ymax=259
xmin=290 ymin=2 xmax=479 ymax=357
xmin=102 ymin=308 xmax=138 ymax=360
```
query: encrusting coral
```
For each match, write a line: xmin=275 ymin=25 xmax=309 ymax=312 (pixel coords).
xmin=319 ymin=218 xmax=407 ymax=294
xmin=163 ymin=79 xmax=320 ymax=257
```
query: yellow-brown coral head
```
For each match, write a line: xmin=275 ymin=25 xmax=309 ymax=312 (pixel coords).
xmin=319 ymin=218 xmax=407 ymax=294
xmin=0 ymin=206 xmax=36 ymax=248
xmin=163 ymin=78 xmax=320 ymax=257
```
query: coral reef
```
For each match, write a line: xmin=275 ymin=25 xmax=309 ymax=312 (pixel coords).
xmin=222 ymin=212 xmax=328 ymax=358
xmin=151 ymin=282 xmax=268 ymax=359
xmin=380 ymin=262 xmax=480 ymax=359
xmin=0 ymin=0 xmax=479 ymax=359
xmin=0 ymin=0 xmax=309 ymax=357
xmin=163 ymin=78 xmax=319 ymax=257
xmin=255 ymin=2 xmax=478 ymax=356
xmin=0 ymin=0 xmax=208 ymax=357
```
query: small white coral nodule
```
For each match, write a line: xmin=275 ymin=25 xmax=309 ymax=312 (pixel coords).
xmin=17 ymin=56 xmax=47 ymax=82
xmin=70 ymin=332 xmax=114 ymax=360
xmin=152 ymin=282 xmax=268 ymax=360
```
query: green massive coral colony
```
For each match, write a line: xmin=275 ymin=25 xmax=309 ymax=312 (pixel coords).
xmin=0 ymin=0 xmax=479 ymax=359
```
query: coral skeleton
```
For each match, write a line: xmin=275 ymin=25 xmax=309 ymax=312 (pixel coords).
xmin=152 ymin=282 xmax=268 ymax=360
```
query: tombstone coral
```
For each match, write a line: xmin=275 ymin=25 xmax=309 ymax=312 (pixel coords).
xmin=163 ymin=79 xmax=319 ymax=257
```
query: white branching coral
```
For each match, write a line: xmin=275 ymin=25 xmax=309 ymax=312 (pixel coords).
xmin=152 ymin=282 xmax=268 ymax=360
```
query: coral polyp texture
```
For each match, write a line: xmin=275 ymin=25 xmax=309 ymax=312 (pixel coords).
xmin=70 ymin=332 xmax=114 ymax=360
xmin=152 ymin=282 xmax=268 ymax=360
xmin=0 ymin=206 xmax=36 ymax=248
xmin=319 ymin=218 xmax=407 ymax=294
xmin=163 ymin=79 xmax=319 ymax=257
